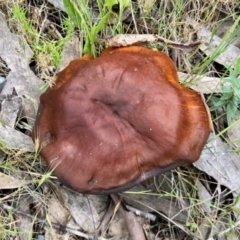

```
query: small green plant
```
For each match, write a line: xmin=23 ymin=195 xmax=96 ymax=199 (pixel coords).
xmin=186 ymin=222 xmax=198 ymax=232
xmin=11 ymin=5 xmax=74 ymax=69
xmin=210 ymin=58 xmax=240 ymax=125
xmin=193 ymin=16 xmax=240 ymax=76
xmin=63 ymin=0 xmax=130 ymax=56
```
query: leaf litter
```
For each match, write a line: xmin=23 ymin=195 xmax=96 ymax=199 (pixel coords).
xmin=0 ymin=1 xmax=240 ymax=239
xmin=0 ymin=12 xmax=43 ymax=152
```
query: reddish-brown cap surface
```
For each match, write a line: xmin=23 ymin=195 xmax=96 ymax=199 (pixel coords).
xmin=33 ymin=46 xmax=211 ymax=194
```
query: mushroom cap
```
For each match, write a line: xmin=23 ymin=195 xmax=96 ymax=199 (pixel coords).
xmin=33 ymin=46 xmax=211 ymax=194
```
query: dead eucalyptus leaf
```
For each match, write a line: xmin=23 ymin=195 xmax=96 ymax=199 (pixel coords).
xmin=0 ymin=96 xmax=22 ymax=128
xmin=227 ymin=117 xmax=240 ymax=150
xmin=0 ymin=172 xmax=28 ymax=189
xmin=45 ymin=196 xmax=70 ymax=240
xmin=47 ymin=0 xmax=65 ymax=11
xmin=122 ymin=184 xmax=188 ymax=224
xmin=15 ymin=196 xmax=34 ymax=240
xmin=59 ymin=187 xmax=101 ymax=234
xmin=0 ymin=12 xmax=43 ymax=126
xmin=197 ymin=27 xmax=240 ymax=67
xmin=108 ymin=212 xmax=131 ymax=240
xmin=194 ymin=134 xmax=240 ymax=218
xmin=216 ymin=19 xmax=240 ymax=48
xmin=178 ymin=72 xmax=221 ymax=94
xmin=58 ymin=36 xmax=82 ymax=71
xmin=0 ymin=76 xmax=6 ymax=92
xmin=195 ymin=179 xmax=212 ymax=214
xmin=187 ymin=18 xmax=240 ymax=67
xmin=195 ymin=134 xmax=240 ymax=195
xmin=0 ymin=125 xmax=34 ymax=151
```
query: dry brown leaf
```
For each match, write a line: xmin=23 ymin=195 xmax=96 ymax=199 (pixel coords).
xmin=195 ymin=134 xmax=240 ymax=195
xmin=195 ymin=179 xmax=212 ymax=214
xmin=227 ymin=117 xmax=240 ymax=150
xmin=58 ymin=35 xmax=82 ymax=72
xmin=47 ymin=0 xmax=65 ymax=11
xmin=0 ymin=12 xmax=41 ymax=151
xmin=59 ymin=187 xmax=103 ymax=234
xmin=0 ymin=96 xmax=22 ymax=128
xmin=0 ymin=77 xmax=6 ymax=92
xmin=122 ymin=184 xmax=188 ymax=224
xmin=194 ymin=134 xmax=240 ymax=218
xmin=0 ymin=172 xmax=29 ymax=189
xmin=0 ymin=125 xmax=34 ymax=151
xmin=107 ymin=211 xmax=131 ymax=240
xmin=198 ymin=27 xmax=240 ymax=67
xmin=178 ymin=72 xmax=221 ymax=94
xmin=0 ymin=12 xmax=43 ymax=126
xmin=187 ymin=18 xmax=240 ymax=67
xmin=45 ymin=196 xmax=70 ymax=240
xmin=15 ymin=196 xmax=34 ymax=240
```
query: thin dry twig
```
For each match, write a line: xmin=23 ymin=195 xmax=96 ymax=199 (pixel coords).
xmin=125 ymin=204 xmax=156 ymax=221
xmin=130 ymin=1 xmax=139 ymax=34
xmin=107 ymin=34 xmax=203 ymax=49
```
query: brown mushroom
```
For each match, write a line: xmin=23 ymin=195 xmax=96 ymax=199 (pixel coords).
xmin=32 ymin=46 xmax=211 ymax=194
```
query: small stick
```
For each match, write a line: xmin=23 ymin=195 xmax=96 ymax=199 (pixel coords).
xmin=125 ymin=204 xmax=156 ymax=221
xmin=107 ymin=34 xmax=202 ymax=49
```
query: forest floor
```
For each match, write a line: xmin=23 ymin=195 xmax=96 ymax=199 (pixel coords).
xmin=0 ymin=0 xmax=240 ymax=239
